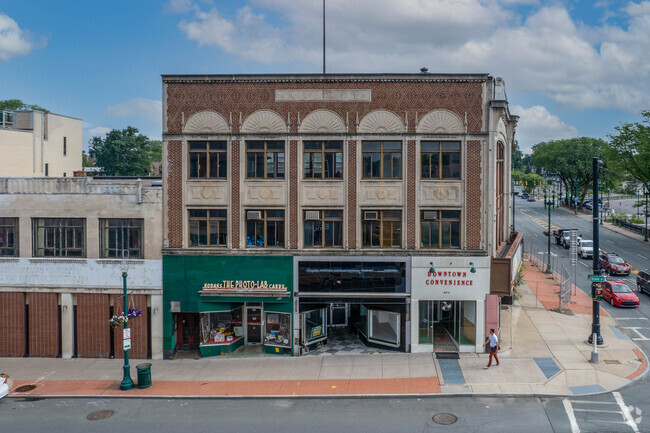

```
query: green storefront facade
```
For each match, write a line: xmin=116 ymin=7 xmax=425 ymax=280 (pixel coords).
xmin=163 ymin=255 xmax=294 ymax=358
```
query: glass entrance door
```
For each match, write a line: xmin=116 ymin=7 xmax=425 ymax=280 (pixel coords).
xmin=330 ymin=303 xmax=348 ymax=327
xmin=246 ymin=306 xmax=262 ymax=344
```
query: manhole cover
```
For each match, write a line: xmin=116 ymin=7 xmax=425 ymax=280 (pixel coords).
xmin=87 ymin=410 xmax=115 ymax=421
xmin=432 ymin=413 xmax=458 ymax=425
xmin=14 ymin=384 xmax=37 ymax=393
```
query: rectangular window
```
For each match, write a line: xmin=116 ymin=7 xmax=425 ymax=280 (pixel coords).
xmin=100 ymin=219 xmax=143 ymax=258
xmin=246 ymin=141 xmax=285 ymax=179
xmin=32 ymin=218 xmax=85 ymax=257
xmin=368 ymin=309 xmax=400 ymax=347
xmin=362 ymin=210 xmax=401 ymax=248
xmin=45 ymin=163 xmax=49 ymax=177
xmin=362 ymin=141 xmax=401 ymax=179
xmin=303 ymin=210 xmax=343 ymax=248
xmin=200 ymin=306 xmax=243 ymax=345
xmin=421 ymin=141 xmax=461 ymax=179
xmin=303 ymin=141 xmax=343 ymax=179
xmin=0 ymin=217 xmax=18 ymax=257
xmin=246 ymin=209 xmax=285 ymax=248
xmin=420 ymin=210 xmax=461 ymax=248
xmin=264 ymin=312 xmax=291 ymax=348
xmin=188 ymin=141 xmax=227 ymax=179
xmin=63 ymin=137 xmax=67 ymax=156
xmin=188 ymin=209 xmax=227 ymax=247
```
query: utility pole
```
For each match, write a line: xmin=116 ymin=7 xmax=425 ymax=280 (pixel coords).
xmin=588 ymin=157 xmax=603 ymax=345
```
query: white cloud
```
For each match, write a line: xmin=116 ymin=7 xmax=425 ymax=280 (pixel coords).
xmin=511 ymin=105 xmax=579 ymax=152
xmin=0 ymin=13 xmax=35 ymax=61
xmin=105 ymin=98 xmax=162 ymax=124
xmin=88 ymin=126 xmax=111 ymax=137
xmin=171 ymin=1 xmax=650 ymax=113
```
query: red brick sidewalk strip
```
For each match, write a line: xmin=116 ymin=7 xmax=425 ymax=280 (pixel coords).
xmin=523 ymin=258 xmax=608 ymax=317
xmin=626 ymin=349 xmax=648 ymax=380
xmin=10 ymin=377 xmax=441 ymax=397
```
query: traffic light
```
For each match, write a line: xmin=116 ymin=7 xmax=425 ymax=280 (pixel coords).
xmin=591 ymin=283 xmax=603 ymax=300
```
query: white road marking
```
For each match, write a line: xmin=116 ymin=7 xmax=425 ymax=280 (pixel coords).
xmin=580 ymin=262 xmax=590 ymax=268
xmin=607 ymin=240 xmax=614 ymax=243
xmin=622 ymin=327 xmax=650 ymax=341
xmin=570 ymin=400 xmax=619 ymax=405
xmin=626 ymin=279 xmax=636 ymax=284
xmin=637 ymin=254 xmax=648 ymax=260
xmin=617 ymin=318 xmax=648 ymax=320
xmin=614 ymin=391 xmax=640 ymax=433
xmin=572 ymin=409 xmax=624 ymax=414
xmin=563 ymin=399 xmax=581 ymax=433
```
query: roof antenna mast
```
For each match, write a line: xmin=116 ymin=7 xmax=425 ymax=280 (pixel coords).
xmin=323 ymin=0 xmax=326 ymax=74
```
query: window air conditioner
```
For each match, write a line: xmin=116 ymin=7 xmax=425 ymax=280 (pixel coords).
xmin=247 ymin=211 xmax=263 ymax=220
xmin=363 ymin=211 xmax=378 ymax=220
xmin=422 ymin=211 xmax=438 ymax=220
xmin=305 ymin=211 xmax=320 ymax=220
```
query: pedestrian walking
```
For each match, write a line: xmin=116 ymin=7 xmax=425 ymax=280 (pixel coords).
xmin=482 ymin=328 xmax=499 ymax=369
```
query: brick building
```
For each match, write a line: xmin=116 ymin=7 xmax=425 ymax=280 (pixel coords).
xmin=0 ymin=177 xmax=163 ymax=359
xmin=162 ymin=73 xmax=519 ymax=357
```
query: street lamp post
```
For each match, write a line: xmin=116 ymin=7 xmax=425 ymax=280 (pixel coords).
xmin=120 ymin=269 xmax=134 ymax=391
xmin=544 ymin=189 xmax=555 ymax=274
xmin=643 ymin=183 xmax=650 ymax=242
xmin=589 ymin=157 xmax=604 ymax=345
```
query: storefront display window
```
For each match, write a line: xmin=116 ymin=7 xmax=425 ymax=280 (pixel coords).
xmin=303 ymin=308 xmax=327 ymax=344
xmin=368 ymin=309 xmax=400 ymax=347
xmin=199 ymin=306 xmax=243 ymax=345
xmin=264 ymin=312 xmax=291 ymax=348
xmin=459 ymin=301 xmax=476 ymax=345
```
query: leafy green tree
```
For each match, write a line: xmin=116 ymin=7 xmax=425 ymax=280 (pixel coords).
xmin=0 ymin=99 xmax=49 ymax=112
xmin=532 ymin=137 xmax=607 ymax=204
xmin=512 ymin=140 xmax=523 ymax=170
xmin=605 ymin=111 xmax=650 ymax=195
xmin=88 ymin=127 xmax=159 ymax=176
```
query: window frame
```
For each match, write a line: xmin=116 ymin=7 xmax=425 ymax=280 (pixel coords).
xmin=0 ymin=217 xmax=18 ymax=257
xmin=246 ymin=209 xmax=285 ymax=248
xmin=99 ymin=218 xmax=144 ymax=258
xmin=188 ymin=140 xmax=228 ymax=179
xmin=246 ymin=140 xmax=285 ymax=179
xmin=32 ymin=218 xmax=86 ymax=257
xmin=362 ymin=210 xmax=402 ymax=248
xmin=188 ymin=209 xmax=228 ymax=248
xmin=362 ymin=141 xmax=402 ymax=179
xmin=303 ymin=209 xmax=343 ymax=248
xmin=303 ymin=140 xmax=343 ymax=180
xmin=420 ymin=210 xmax=461 ymax=249
xmin=420 ymin=141 xmax=461 ymax=180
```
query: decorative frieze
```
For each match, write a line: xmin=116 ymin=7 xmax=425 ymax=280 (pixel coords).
xmin=243 ymin=183 xmax=286 ymax=205
xmin=275 ymin=89 xmax=371 ymax=102
xmin=419 ymin=182 xmax=462 ymax=206
xmin=186 ymin=184 xmax=228 ymax=205
xmin=302 ymin=183 xmax=345 ymax=205
xmin=358 ymin=183 xmax=403 ymax=206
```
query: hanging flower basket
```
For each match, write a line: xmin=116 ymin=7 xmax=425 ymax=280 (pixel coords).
xmin=109 ymin=308 xmax=143 ymax=328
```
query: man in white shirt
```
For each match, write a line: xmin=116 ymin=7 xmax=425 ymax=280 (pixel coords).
xmin=482 ymin=328 xmax=499 ymax=368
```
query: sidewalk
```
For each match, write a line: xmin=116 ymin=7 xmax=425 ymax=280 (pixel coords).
xmin=2 ymin=259 xmax=647 ymax=399
xmin=559 ymin=205 xmax=649 ymax=245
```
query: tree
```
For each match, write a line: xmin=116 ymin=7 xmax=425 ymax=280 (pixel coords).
xmin=605 ymin=110 xmax=650 ymax=192
xmin=532 ymin=137 xmax=607 ymax=205
xmin=512 ymin=140 xmax=523 ymax=170
xmin=0 ymin=99 xmax=49 ymax=112
xmin=88 ymin=127 xmax=160 ymax=176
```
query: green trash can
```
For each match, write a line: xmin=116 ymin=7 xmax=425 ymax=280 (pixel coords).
xmin=136 ymin=363 xmax=152 ymax=389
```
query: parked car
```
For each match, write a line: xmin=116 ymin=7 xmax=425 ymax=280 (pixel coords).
xmin=521 ymin=193 xmax=530 ymax=199
xmin=577 ymin=238 xmax=594 ymax=259
xmin=637 ymin=269 xmax=650 ymax=295
xmin=599 ymin=253 xmax=631 ymax=276
xmin=527 ymin=196 xmax=536 ymax=202
xmin=602 ymin=281 xmax=639 ymax=307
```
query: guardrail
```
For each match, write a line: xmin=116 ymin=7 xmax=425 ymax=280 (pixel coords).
xmin=523 ymin=240 xmax=574 ymax=309
xmin=612 ymin=218 xmax=648 ymax=237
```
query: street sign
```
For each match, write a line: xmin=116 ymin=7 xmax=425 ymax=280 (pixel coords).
xmin=590 ymin=275 xmax=605 ymax=282
xmin=123 ymin=328 xmax=131 ymax=340
xmin=123 ymin=339 xmax=131 ymax=350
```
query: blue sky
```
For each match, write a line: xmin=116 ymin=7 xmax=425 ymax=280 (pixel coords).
xmin=1 ymin=0 xmax=649 ymax=153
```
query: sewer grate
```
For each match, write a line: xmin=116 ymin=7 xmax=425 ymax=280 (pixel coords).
xmin=432 ymin=413 xmax=458 ymax=425
xmin=87 ymin=410 xmax=115 ymax=421
xmin=604 ymin=359 xmax=621 ymax=364
xmin=14 ymin=384 xmax=37 ymax=393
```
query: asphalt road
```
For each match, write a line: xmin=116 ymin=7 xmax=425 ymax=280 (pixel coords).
xmin=1 ymin=199 xmax=649 ymax=432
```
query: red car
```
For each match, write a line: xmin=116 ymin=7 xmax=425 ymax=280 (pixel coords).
xmin=602 ymin=281 xmax=639 ymax=307
xmin=599 ymin=253 xmax=631 ymax=276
